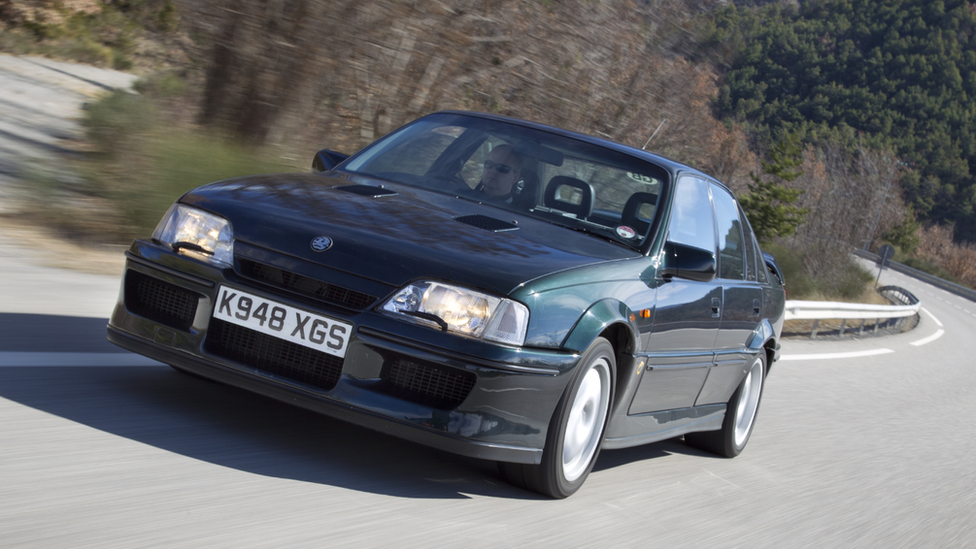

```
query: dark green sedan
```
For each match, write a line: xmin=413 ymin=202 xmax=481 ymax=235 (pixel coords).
xmin=108 ymin=111 xmax=785 ymax=498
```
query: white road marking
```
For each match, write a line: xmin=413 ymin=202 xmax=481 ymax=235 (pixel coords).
xmin=910 ymin=309 xmax=946 ymax=346
xmin=780 ymin=348 xmax=894 ymax=361
xmin=911 ymin=329 xmax=945 ymax=347
xmin=922 ymin=307 xmax=944 ymax=327
xmin=0 ymin=352 xmax=164 ymax=367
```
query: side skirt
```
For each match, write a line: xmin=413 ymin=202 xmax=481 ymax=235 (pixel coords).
xmin=601 ymin=404 xmax=725 ymax=450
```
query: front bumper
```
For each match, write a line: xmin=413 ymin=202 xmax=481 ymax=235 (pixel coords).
xmin=107 ymin=239 xmax=582 ymax=464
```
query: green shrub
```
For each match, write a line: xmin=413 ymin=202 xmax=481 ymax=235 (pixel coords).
xmin=1 ymin=3 xmax=143 ymax=68
xmin=121 ymin=132 xmax=295 ymax=234
xmin=901 ymin=257 xmax=959 ymax=284
xmin=133 ymin=72 xmax=187 ymax=99
xmin=763 ymin=242 xmax=874 ymax=301
xmin=81 ymin=90 xmax=155 ymax=155
xmin=19 ymin=90 xmax=298 ymax=243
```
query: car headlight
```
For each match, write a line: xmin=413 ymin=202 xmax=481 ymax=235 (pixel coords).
xmin=381 ymin=281 xmax=529 ymax=346
xmin=152 ymin=204 xmax=234 ymax=267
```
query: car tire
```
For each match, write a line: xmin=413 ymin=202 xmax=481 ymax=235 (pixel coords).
xmin=498 ymin=337 xmax=614 ymax=498
xmin=685 ymin=352 xmax=766 ymax=457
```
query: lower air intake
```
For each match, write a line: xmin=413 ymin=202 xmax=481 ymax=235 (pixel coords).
xmin=125 ymin=270 xmax=199 ymax=331
xmin=206 ymin=319 xmax=342 ymax=391
xmin=382 ymin=357 xmax=476 ymax=410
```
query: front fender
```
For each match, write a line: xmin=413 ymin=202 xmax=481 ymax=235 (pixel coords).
xmin=562 ymin=299 xmax=640 ymax=353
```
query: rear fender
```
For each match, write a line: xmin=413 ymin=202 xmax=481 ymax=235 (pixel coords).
xmin=747 ymin=318 xmax=779 ymax=372
xmin=747 ymin=319 xmax=774 ymax=352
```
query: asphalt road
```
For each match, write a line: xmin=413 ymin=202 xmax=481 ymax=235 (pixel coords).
xmin=1 ymin=235 xmax=974 ymax=548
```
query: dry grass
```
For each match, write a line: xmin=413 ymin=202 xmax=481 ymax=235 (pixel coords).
xmin=915 ymin=224 xmax=976 ymax=288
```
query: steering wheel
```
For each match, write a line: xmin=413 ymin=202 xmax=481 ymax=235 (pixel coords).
xmin=427 ymin=173 xmax=469 ymax=191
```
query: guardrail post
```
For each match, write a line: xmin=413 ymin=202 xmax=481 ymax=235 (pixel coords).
xmin=811 ymin=319 xmax=820 ymax=339
xmin=858 ymin=319 xmax=866 ymax=336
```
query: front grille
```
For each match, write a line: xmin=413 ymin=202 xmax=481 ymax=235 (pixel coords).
xmin=381 ymin=357 xmax=476 ymax=410
xmin=125 ymin=270 xmax=199 ymax=331
xmin=238 ymin=259 xmax=376 ymax=310
xmin=206 ymin=318 xmax=342 ymax=391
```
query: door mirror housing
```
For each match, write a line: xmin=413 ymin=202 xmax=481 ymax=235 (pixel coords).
xmin=312 ymin=149 xmax=350 ymax=172
xmin=661 ymin=241 xmax=716 ymax=282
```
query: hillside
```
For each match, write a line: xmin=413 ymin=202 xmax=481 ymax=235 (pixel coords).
xmin=3 ymin=0 xmax=976 ymax=290
xmin=716 ymin=0 xmax=976 ymax=242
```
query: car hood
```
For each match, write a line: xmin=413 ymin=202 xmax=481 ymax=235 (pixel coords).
xmin=180 ymin=172 xmax=639 ymax=296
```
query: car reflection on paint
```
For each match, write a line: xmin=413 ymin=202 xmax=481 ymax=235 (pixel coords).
xmin=107 ymin=111 xmax=785 ymax=498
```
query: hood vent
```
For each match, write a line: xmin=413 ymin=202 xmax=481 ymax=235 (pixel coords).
xmin=453 ymin=214 xmax=519 ymax=232
xmin=334 ymin=184 xmax=399 ymax=197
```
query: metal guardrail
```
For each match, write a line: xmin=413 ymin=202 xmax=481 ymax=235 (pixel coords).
xmin=852 ymin=248 xmax=976 ymax=303
xmin=784 ymin=285 xmax=920 ymax=338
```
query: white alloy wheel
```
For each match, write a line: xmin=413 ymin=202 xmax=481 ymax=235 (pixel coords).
xmin=562 ymin=356 xmax=612 ymax=482
xmin=733 ymin=357 xmax=764 ymax=448
xmin=496 ymin=337 xmax=615 ymax=498
xmin=685 ymin=352 xmax=766 ymax=458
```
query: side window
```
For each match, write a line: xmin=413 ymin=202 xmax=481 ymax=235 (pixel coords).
xmin=710 ymin=183 xmax=745 ymax=280
xmin=738 ymin=203 xmax=760 ymax=282
xmin=667 ymin=176 xmax=716 ymax=253
xmin=754 ymin=233 xmax=769 ymax=284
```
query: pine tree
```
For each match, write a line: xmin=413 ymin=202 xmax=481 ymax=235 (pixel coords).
xmin=739 ymin=135 xmax=809 ymax=243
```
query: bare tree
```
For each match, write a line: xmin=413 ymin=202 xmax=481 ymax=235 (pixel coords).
xmin=199 ymin=0 xmax=357 ymax=144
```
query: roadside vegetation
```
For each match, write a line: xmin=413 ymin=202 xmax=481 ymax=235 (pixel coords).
xmin=3 ymin=0 xmax=975 ymax=297
xmin=16 ymin=82 xmax=295 ymax=244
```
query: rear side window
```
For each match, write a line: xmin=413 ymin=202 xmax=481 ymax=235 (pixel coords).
xmin=667 ymin=176 xmax=715 ymax=253
xmin=738 ymin=203 xmax=761 ymax=282
xmin=710 ymin=183 xmax=745 ymax=280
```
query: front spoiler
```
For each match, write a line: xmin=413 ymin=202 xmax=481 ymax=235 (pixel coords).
xmin=107 ymin=326 xmax=544 ymax=465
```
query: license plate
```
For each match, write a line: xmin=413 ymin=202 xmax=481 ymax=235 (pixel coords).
xmin=213 ymin=285 xmax=352 ymax=358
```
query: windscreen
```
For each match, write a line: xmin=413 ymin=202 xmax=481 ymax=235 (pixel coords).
xmin=343 ymin=113 xmax=669 ymax=250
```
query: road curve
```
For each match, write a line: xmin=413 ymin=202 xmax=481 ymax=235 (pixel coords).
xmin=1 ymin=236 xmax=974 ymax=548
xmin=0 ymin=53 xmax=138 ymax=213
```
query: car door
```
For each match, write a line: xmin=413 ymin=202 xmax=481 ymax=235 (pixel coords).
xmin=696 ymin=183 xmax=764 ymax=406
xmin=630 ymin=175 xmax=721 ymax=414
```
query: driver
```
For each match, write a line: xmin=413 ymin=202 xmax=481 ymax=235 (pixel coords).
xmin=476 ymin=144 xmax=522 ymax=201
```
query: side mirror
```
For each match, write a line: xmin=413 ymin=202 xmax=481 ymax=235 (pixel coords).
xmin=312 ymin=149 xmax=350 ymax=172
xmin=660 ymin=241 xmax=716 ymax=282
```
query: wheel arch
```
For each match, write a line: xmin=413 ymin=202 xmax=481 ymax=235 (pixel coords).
xmin=562 ymin=299 xmax=640 ymax=355
xmin=562 ymin=300 xmax=642 ymax=418
xmin=748 ymin=318 xmax=778 ymax=375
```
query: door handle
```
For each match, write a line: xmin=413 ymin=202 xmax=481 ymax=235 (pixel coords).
xmin=711 ymin=298 xmax=721 ymax=317
xmin=753 ymin=299 xmax=761 ymax=316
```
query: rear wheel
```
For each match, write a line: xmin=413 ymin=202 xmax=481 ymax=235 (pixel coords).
xmin=685 ymin=352 xmax=766 ymax=457
xmin=498 ymin=337 xmax=614 ymax=498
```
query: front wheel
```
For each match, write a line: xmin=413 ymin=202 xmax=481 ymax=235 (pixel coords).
xmin=498 ymin=337 xmax=614 ymax=498
xmin=685 ymin=352 xmax=766 ymax=457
